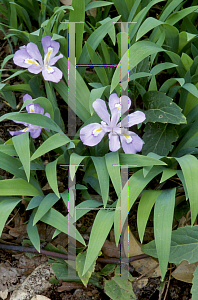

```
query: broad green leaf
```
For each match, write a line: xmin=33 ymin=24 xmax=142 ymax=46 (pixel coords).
xmin=31 ymin=133 xmax=70 ymax=160
xmin=0 ymin=151 xmax=25 ymax=179
xmin=176 ymin=155 xmax=198 ymax=225
xmin=105 ymin=152 xmax=121 ymax=198
xmin=0 ymin=198 xmax=21 ymax=237
xmin=70 ymin=153 xmax=87 ymax=181
xmin=191 ymin=266 xmax=198 ymax=300
xmin=142 ymin=123 xmax=178 ymax=156
xmin=0 ymin=194 xmax=22 ymax=236
xmin=137 ymin=190 xmax=162 ymax=243
xmin=142 ymin=225 xmax=198 ymax=265
xmin=166 ymin=6 xmax=198 ymax=26
xmin=26 ymin=195 xmax=44 ymax=210
xmin=0 ymin=144 xmax=17 ymax=156
xmin=69 ymin=0 xmax=85 ymax=62
xmin=136 ymin=17 xmax=163 ymax=41
xmin=0 ymin=178 xmax=41 ymax=196
xmin=76 ymin=251 xmax=97 ymax=287
xmin=0 ymin=112 xmax=63 ymax=133
xmin=46 ymin=159 xmax=59 ymax=197
xmin=86 ymin=42 xmax=109 ymax=86
xmin=154 ymin=188 xmax=176 ymax=280
xmin=12 ymin=132 xmax=30 ymax=182
xmin=143 ymin=91 xmax=186 ymax=124
xmin=119 ymin=153 xmax=167 ymax=167
xmin=91 ymin=156 xmax=109 ymax=207
xmin=111 ymin=41 xmax=165 ymax=92
xmin=33 ymin=193 xmax=60 ymax=225
xmin=114 ymin=166 xmax=165 ymax=245
xmin=27 ymin=210 xmax=40 ymax=252
xmin=85 ymin=1 xmax=112 ymax=11
xmin=150 ymin=62 xmax=178 ymax=76
xmin=41 ymin=208 xmax=85 ymax=246
xmin=82 ymin=209 xmax=114 ymax=275
xmin=111 ymin=0 xmax=129 ymax=21
xmin=104 ymin=267 xmax=135 ymax=300
xmin=181 ymin=53 xmax=193 ymax=72
xmin=160 ymin=168 xmax=177 ymax=183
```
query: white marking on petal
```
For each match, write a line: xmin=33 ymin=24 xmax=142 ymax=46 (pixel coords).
xmin=123 ymin=132 xmax=132 ymax=143
xmin=25 ymin=58 xmax=39 ymax=66
xmin=93 ymin=127 xmax=102 ymax=136
xmin=29 ymin=105 xmax=35 ymax=113
xmin=115 ymin=103 xmax=121 ymax=110
xmin=22 ymin=128 xmax=29 ymax=132
xmin=46 ymin=66 xmax=54 ymax=73
xmin=44 ymin=47 xmax=53 ymax=66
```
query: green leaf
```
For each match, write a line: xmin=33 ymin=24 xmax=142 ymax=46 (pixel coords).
xmin=70 ymin=153 xmax=87 ymax=181
xmin=91 ymin=156 xmax=109 ymax=207
xmin=104 ymin=266 xmax=135 ymax=300
xmin=33 ymin=193 xmax=60 ymax=225
xmin=0 ymin=144 xmax=17 ymax=156
xmin=83 ymin=209 xmax=114 ymax=275
xmin=136 ymin=17 xmax=163 ymax=41
xmin=137 ymin=190 xmax=162 ymax=243
xmin=27 ymin=210 xmax=40 ymax=252
xmin=143 ymin=91 xmax=186 ymax=124
xmin=41 ymin=208 xmax=85 ymax=246
xmin=86 ymin=42 xmax=109 ymax=86
xmin=142 ymin=225 xmax=198 ymax=265
xmin=31 ymin=133 xmax=70 ymax=161
xmin=46 ymin=159 xmax=59 ymax=197
xmin=142 ymin=123 xmax=178 ymax=156
xmin=160 ymin=169 xmax=177 ymax=183
xmin=12 ymin=132 xmax=30 ymax=182
xmin=114 ymin=166 xmax=165 ymax=245
xmin=176 ymin=155 xmax=198 ymax=225
xmin=26 ymin=195 xmax=44 ymax=211
xmin=154 ymin=188 xmax=176 ymax=280
xmin=76 ymin=251 xmax=97 ymax=287
xmin=191 ymin=265 xmax=198 ymax=300
xmin=0 ymin=151 xmax=25 ymax=179
xmin=85 ymin=1 xmax=112 ymax=11
xmin=105 ymin=152 xmax=121 ymax=198
xmin=69 ymin=0 xmax=85 ymax=62
xmin=0 ymin=197 xmax=21 ymax=237
xmin=111 ymin=41 xmax=165 ymax=93
xmin=0 ymin=179 xmax=41 ymax=196
xmin=111 ymin=0 xmax=129 ymax=21
xmin=119 ymin=153 xmax=167 ymax=167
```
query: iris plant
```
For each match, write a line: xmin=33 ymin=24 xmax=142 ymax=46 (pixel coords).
xmin=9 ymin=94 xmax=50 ymax=139
xmin=13 ymin=36 xmax=63 ymax=83
xmin=80 ymin=94 xmax=146 ymax=154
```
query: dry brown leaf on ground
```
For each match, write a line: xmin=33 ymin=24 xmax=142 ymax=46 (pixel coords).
xmin=172 ymin=260 xmax=198 ymax=283
xmin=57 ymin=282 xmax=85 ymax=292
xmin=123 ymin=227 xmax=161 ymax=278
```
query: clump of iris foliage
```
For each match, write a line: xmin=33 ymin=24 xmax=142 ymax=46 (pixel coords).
xmin=1 ymin=0 xmax=198 ymax=298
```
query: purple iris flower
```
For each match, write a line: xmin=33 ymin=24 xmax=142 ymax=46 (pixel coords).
xmin=13 ymin=36 xmax=63 ymax=83
xmin=9 ymin=94 xmax=51 ymax=139
xmin=80 ymin=93 xmax=146 ymax=154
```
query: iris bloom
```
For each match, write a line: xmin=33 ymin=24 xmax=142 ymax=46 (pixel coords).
xmin=80 ymin=94 xmax=146 ymax=154
xmin=13 ymin=36 xmax=63 ymax=83
xmin=9 ymin=94 xmax=50 ymax=139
